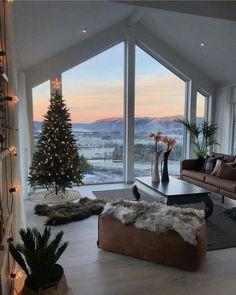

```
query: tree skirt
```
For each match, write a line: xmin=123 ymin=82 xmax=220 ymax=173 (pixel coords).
xmin=29 ymin=190 xmax=81 ymax=204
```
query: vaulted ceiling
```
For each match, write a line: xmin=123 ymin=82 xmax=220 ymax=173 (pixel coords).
xmin=12 ymin=1 xmax=236 ymax=86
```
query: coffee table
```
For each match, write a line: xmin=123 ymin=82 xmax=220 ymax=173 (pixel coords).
xmin=132 ymin=176 xmax=213 ymax=219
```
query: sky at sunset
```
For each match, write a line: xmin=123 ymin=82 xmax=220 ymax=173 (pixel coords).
xmin=33 ymin=43 xmax=204 ymax=123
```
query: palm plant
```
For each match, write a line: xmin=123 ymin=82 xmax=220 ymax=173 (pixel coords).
xmin=176 ymin=118 xmax=219 ymax=157
xmin=9 ymin=227 xmax=69 ymax=291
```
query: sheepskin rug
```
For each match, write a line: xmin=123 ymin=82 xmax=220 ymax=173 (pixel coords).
xmin=102 ymin=200 xmax=205 ymax=245
xmin=34 ymin=197 xmax=107 ymax=225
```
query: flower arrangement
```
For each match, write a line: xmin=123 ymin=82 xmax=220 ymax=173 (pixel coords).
xmin=149 ymin=131 xmax=162 ymax=152
xmin=149 ymin=131 xmax=176 ymax=152
xmin=161 ymin=135 xmax=177 ymax=150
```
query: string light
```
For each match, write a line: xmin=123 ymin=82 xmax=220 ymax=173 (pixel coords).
xmin=9 ymin=146 xmax=17 ymax=155
xmin=9 ymin=185 xmax=21 ymax=193
xmin=4 ymin=96 xmax=19 ymax=104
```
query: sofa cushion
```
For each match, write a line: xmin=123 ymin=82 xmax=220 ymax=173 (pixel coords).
xmin=205 ymin=175 xmax=236 ymax=193
xmin=210 ymin=159 xmax=223 ymax=176
xmin=202 ymin=156 xmax=217 ymax=174
xmin=182 ymin=176 xmax=220 ymax=193
xmin=224 ymin=155 xmax=236 ymax=163
xmin=182 ymin=170 xmax=207 ymax=182
xmin=216 ymin=162 xmax=236 ymax=180
xmin=211 ymin=152 xmax=236 ymax=163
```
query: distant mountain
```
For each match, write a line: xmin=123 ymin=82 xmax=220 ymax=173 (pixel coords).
xmin=34 ymin=115 xmax=203 ymax=135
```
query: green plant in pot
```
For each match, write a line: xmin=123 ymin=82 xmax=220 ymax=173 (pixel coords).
xmin=9 ymin=227 xmax=69 ymax=294
xmin=176 ymin=119 xmax=219 ymax=157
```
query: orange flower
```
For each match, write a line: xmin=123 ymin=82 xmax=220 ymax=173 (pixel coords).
xmin=149 ymin=132 xmax=176 ymax=151
xmin=149 ymin=131 xmax=162 ymax=142
xmin=161 ymin=136 xmax=177 ymax=150
xmin=161 ymin=136 xmax=169 ymax=144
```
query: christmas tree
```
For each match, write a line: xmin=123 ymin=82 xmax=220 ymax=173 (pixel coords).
xmin=28 ymin=79 xmax=84 ymax=195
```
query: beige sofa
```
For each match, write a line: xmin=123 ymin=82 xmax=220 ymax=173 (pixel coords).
xmin=180 ymin=152 xmax=236 ymax=203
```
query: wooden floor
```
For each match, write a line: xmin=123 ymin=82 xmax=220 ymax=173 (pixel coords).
xmin=24 ymin=184 xmax=236 ymax=295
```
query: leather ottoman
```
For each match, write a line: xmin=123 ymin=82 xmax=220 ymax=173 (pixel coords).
xmin=97 ymin=214 xmax=207 ymax=271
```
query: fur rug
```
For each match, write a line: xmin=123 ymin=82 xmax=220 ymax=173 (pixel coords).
xmin=35 ymin=198 xmax=204 ymax=245
xmin=34 ymin=197 xmax=107 ymax=225
xmin=102 ymin=200 xmax=205 ymax=245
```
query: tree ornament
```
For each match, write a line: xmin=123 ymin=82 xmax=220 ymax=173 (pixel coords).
xmin=28 ymin=88 xmax=85 ymax=195
xmin=51 ymin=78 xmax=62 ymax=90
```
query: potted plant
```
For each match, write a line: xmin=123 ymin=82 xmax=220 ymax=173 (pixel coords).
xmin=176 ymin=119 xmax=219 ymax=157
xmin=9 ymin=227 xmax=69 ymax=294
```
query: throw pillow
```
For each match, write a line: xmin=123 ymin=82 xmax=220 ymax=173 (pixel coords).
xmin=202 ymin=156 xmax=217 ymax=174
xmin=216 ymin=162 xmax=236 ymax=180
xmin=210 ymin=157 xmax=224 ymax=176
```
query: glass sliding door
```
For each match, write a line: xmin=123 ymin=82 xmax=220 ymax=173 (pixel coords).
xmin=134 ymin=46 xmax=186 ymax=177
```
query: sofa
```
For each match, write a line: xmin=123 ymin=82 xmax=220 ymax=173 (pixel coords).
xmin=180 ymin=152 xmax=236 ymax=202
xmin=98 ymin=214 xmax=207 ymax=271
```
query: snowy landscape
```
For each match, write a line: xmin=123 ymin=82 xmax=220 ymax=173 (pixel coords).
xmin=33 ymin=116 xmax=191 ymax=184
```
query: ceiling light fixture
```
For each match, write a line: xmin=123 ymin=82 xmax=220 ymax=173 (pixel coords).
xmin=200 ymin=43 xmax=205 ymax=47
xmin=80 ymin=28 xmax=87 ymax=34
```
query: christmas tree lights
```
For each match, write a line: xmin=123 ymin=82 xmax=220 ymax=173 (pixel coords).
xmin=28 ymin=79 xmax=84 ymax=195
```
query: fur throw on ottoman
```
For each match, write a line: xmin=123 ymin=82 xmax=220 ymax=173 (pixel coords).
xmin=34 ymin=197 xmax=107 ymax=225
xmin=102 ymin=200 xmax=205 ymax=245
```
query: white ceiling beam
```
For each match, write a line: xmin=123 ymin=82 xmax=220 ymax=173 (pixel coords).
xmin=127 ymin=7 xmax=149 ymax=26
xmin=120 ymin=1 xmax=236 ymax=22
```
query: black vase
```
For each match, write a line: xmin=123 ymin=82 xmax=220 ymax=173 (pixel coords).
xmin=197 ymin=156 xmax=205 ymax=171
xmin=161 ymin=149 xmax=171 ymax=182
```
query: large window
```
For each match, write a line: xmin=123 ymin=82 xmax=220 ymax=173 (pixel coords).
xmin=62 ymin=43 xmax=124 ymax=184
xmin=232 ymin=104 xmax=236 ymax=154
xmin=32 ymin=80 xmax=50 ymax=145
xmin=196 ymin=91 xmax=207 ymax=124
xmin=134 ymin=46 xmax=186 ymax=177
xmin=31 ymin=43 xmax=214 ymax=185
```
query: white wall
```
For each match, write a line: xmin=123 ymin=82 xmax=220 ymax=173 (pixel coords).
xmin=215 ymin=85 xmax=235 ymax=154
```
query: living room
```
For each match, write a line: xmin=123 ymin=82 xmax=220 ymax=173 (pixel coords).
xmin=1 ymin=1 xmax=236 ymax=294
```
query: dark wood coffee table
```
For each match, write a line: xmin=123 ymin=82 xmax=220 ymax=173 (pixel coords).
xmin=132 ymin=176 xmax=213 ymax=219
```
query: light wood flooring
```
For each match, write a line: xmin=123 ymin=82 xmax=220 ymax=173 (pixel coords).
xmin=23 ymin=184 xmax=236 ymax=295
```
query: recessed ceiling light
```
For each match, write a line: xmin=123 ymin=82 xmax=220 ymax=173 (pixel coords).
xmin=80 ymin=28 xmax=87 ymax=34
xmin=200 ymin=43 xmax=205 ymax=47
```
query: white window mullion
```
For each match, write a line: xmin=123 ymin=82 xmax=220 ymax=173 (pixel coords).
xmin=186 ymin=80 xmax=197 ymax=158
xmin=124 ymin=38 xmax=135 ymax=183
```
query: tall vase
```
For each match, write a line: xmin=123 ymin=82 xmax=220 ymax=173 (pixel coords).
xmin=161 ymin=149 xmax=171 ymax=182
xmin=151 ymin=149 xmax=162 ymax=183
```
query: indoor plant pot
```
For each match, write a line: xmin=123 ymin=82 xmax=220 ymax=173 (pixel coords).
xmin=9 ymin=227 xmax=69 ymax=295
xmin=19 ymin=264 xmax=68 ymax=295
